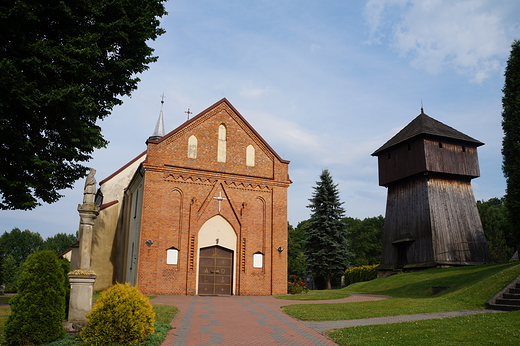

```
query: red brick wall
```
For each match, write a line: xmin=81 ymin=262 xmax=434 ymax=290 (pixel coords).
xmin=136 ymin=100 xmax=290 ymax=295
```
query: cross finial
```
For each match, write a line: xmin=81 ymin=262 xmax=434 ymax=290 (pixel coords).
xmin=213 ymin=191 xmax=227 ymax=213
xmin=185 ymin=108 xmax=192 ymax=120
xmin=160 ymin=93 xmax=166 ymax=104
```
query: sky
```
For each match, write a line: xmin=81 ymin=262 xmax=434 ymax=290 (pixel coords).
xmin=1 ymin=0 xmax=520 ymax=239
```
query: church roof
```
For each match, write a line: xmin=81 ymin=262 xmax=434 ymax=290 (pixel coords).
xmin=372 ymin=111 xmax=484 ymax=156
xmin=152 ymin=98 xmax=290 ymax=164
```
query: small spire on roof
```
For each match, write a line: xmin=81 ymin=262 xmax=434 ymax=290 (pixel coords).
xmin=149 ymin=93 xmax=166 ymax=140
xmin=420 ymin=100 xmax=425 ymax=114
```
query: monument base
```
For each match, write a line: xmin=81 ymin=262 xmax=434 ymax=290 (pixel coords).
xmin=67 ymin=272 xmax=96 ymax=333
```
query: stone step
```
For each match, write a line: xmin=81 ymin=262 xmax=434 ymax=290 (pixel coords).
xmin=495 ymin=298 xmax=520 ymax=306
xmin=503 ymin=293 xmax=520 ymax=300
xmin=490 ymin=303 xmax=520 ymax=311
xmin=510 ymin=288 xmax=520 ymax=294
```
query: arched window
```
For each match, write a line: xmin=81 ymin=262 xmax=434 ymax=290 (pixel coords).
xmin=218 ymin=124 xmax=227 ymax=162
xmin=246 ymin=145 xmax=255 ymax=167
xmin=188 ymin=135 xmax=197 ymax=159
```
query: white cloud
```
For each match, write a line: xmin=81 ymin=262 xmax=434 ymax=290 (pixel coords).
xmin=364 ymin=0 xmax=520 ymax=82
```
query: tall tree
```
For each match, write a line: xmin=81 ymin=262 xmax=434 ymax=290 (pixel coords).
xmin=287 ymin=221 xmax=307 ymax=277
xmin=477 ymin=198 xmax=515 ymax=262
xmin=0 ymin=0 xmax=167 ymax=210
xmin=344 ymin=215 xmax=384 ymax=266
xmin=0 ymin=228 xmax=44 ymax=290
xmin=305 ymin=169 xmax=349 ymax=289
xmin=43 ymin=232 xmax=78 ymax=255
xmin=501 ymin=39 xmax=520 ymax=254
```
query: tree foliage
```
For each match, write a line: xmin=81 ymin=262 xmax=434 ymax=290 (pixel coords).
xmin=344 ymin=215 xmax=384 ymax=266
xmin=0 ymin=228 xmax=76 ymax=292
xmin=501 ymin=39 xmax=520 ymax=252
xmin=287 ymin=221 xmax=308 ymax=277
xmin=477 ymin=198 xmax=515 ymax=262
xmin=42 ymin=232 xmax=78 ymax=255
xmin=0 ymin=0 xmax=167 ymax=210
xmin=0 ymin=228 xmax=43 ymax=263
xmin=4 ymin=250 xmax=66 ymax=346
xmin=305 ymin=169 xmax=350 ymax=289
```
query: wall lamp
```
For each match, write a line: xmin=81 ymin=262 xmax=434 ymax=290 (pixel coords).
xmin=145 ymin=239 xmax=154 ymax=247
xmin=277 ymin=246 xmax=284 ymax=253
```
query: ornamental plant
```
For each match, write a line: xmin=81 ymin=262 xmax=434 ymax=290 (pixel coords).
xmin=287 ymin=275 xmax=309 ymax=294
xmin=4 ymin=250 xmax=66 ymax=346
xmin=79 ymin=283 xmax=155 ymax=345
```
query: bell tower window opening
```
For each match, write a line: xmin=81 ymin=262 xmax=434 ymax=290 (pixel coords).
xmin=218 ymin=124 xmax=227 ymax=162
xmin=188 ymin=135 xmax=198 ymax=158
xmin=246 ymin=145 xmax=255 ymax=167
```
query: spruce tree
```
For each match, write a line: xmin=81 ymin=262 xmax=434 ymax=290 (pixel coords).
xmin=501 ymin=39 xmax=520 ymax=255
xmin=305 ymin=169 xmax=350 ymax=289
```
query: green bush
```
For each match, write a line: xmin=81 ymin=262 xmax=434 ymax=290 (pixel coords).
xmin=344 ymin=264 xmax=379 ymax=286
xmin=58 ymin=258 xmax=71 ymax=318
xmin=79 ymin=283 xmax=155 ymax=345
xmin=4 ymin=250 xmax=66 ymax=345
xmin=287 ymin=275 xmax=309 ymax=294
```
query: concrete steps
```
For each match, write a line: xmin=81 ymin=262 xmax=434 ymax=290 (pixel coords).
xmin=486 ymin=275 xmax=520 ymax=311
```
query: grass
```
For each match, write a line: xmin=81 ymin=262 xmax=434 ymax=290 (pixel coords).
xmin=0 ymin=306 xmax=10 ymax=345
xmin=0 ymin=301 xmax=177 ymax=346
xmin=274 ymin=289 xmax=351 ymax=300
xmin=328 ymin=310 xmax=520 ymax=346
xmin=282 ymin=262 xmax=520 ymax=321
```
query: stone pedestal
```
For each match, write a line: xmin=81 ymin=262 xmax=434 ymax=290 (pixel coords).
xmin=64 ymin=272 xmax=96 ymax=334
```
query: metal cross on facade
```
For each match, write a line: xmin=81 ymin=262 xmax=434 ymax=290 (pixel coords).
xmin=213 ymin=191 xmax=227 ymax=213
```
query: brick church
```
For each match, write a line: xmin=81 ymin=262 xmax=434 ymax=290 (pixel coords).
xmin=76 ymin=98 xmax=291 ymax=295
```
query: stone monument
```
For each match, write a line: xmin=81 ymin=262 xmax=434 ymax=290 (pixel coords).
xmin=64 ymin=168 xmax=100 ymax=334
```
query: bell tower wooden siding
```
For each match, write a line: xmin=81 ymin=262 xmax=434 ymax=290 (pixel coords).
xmin=373 ymin=112 xmax=491 ymax=271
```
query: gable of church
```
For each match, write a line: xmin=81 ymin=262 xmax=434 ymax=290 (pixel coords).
xmin=145 ymin=98 xmax=289 ymax=181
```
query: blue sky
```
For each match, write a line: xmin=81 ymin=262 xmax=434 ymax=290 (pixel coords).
xmin=2 ymin=0 xmax=520 ymax=239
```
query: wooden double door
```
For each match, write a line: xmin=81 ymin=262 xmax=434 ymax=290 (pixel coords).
xmin=198 ymin=246 xmax=233 ymax=295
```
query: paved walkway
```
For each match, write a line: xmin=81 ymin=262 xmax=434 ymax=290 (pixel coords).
xmin=150 ymin=294 xmax=499 ymax=346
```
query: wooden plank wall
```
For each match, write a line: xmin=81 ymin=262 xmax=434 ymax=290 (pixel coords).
xmin=377 ymin=138 xmax=427 ymax=186
xmin=380 ymin=176 xmax=434 ymax=267
xmin=424 ymin=139 xmax=480 ymax=177
xmin=428 ymin=177 xmax=491 ymax=264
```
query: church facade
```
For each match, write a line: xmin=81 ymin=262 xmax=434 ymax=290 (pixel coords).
xmin=82 ymin=99 xmax=291 ymax=295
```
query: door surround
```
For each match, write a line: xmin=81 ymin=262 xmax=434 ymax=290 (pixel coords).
xmin=196 ymin=215 xmax=237 ymax=294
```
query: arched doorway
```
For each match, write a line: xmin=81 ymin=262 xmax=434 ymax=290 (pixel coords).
xmin=197 ymin=215 xmax=237 ymax=295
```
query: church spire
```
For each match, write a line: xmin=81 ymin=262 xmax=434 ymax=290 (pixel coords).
xmin=149 ymin=93 xmax=165 ymax=141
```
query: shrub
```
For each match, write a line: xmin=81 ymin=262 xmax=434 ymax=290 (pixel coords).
xmin=4 ymin=250 xmax=66 ymax=345
xmin=79 ymin=283 xmax=155 ymax=345
xmin=287 ymin=275 xmax=309 ymax=294
xmin=344 ymin=264 xmax=379 ymax=286
xmin=58 ymin=258 xmax=71 ymax=318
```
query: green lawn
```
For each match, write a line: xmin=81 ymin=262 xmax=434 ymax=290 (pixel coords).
xmin=275 ymin=290 xmax=351 ymax=300
xmin=282 ymin=262 xmax=520 ymax=321
xmin=328 ymin=310 xmax=520 ymax=346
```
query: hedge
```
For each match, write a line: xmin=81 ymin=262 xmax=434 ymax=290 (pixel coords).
xmin=344 ymin=264 xmax=379 ymax=286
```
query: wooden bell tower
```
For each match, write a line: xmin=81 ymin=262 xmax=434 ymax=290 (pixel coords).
xmin=372 ymin=110 xmax=491 ymax=273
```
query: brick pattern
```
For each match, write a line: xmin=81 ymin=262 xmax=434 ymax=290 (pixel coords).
xmin=137 ymin=100 xmax=290 ymax=295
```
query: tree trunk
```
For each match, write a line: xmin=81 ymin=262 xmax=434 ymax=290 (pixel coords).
xmin=326 ymin=272 xmax=332 ymax=290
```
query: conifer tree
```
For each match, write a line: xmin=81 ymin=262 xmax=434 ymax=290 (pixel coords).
xmin=305 ymin=169 xmax=350 ymax=289
xmin=501 ymin=39 xmax=520 ymax=255
xmin=4 ymin=250 xmax=66 ymax=345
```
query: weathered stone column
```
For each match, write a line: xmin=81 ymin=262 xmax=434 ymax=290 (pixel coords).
xmin=65 ymin=169 xmax=99 ymax=334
